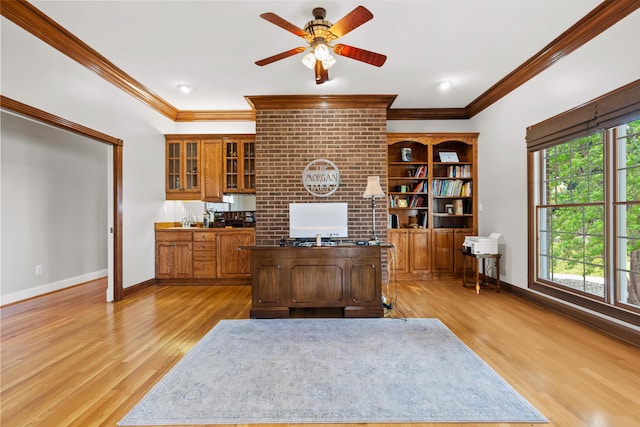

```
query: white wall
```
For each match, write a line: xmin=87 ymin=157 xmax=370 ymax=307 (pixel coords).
xmin=1 ymin=112 xmax=108 ymax=303
xmin=470 ymin=10 xmax=640 ymax=288
xmin=1 ymin=19 xmax=177 ymax=295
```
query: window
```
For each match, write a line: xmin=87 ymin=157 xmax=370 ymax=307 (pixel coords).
xmin=527 ymin=80 xmax=640 ymax=325
xmin=615 ymin=123 xmax=640 ymax=308
xmin=538 ymin=133 xmax=606 ymax=298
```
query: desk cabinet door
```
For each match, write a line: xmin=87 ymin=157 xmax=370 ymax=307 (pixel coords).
xmin=289 ymin=259 xmax=345 ymax=306
xmin=349 ymin=257 xmax=381 ymax=305
xmin=252 ymin=251 xmax=287 ymax=306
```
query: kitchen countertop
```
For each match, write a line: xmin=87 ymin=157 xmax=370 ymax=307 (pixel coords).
xmin=155 ymin=222 xmax=255 ymax=231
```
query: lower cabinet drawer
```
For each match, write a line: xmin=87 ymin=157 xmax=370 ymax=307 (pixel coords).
xmin=193 ymin=241 xmax=216 ymax=251
xmin=193 ymin=250 xmax=215 ymax=261
xmin=193 ymin=260 xmax=216 ymax=278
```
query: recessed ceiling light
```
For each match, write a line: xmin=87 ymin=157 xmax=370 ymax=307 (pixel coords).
xmin=177 ymin=84 xmax=193 ymax=93
xmin=438 ymin=80 xmax=452 ymax=91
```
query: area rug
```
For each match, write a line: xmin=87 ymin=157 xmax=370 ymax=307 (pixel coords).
xmin=119 ymin=318 xmax=547 ymax=425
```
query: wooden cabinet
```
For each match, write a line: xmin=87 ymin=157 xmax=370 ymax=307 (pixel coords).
xmin=164 ymin=134 xmax=252 ymax=201
xmin=410 ymin=229 xmax=431 ymax=274
xmin=454 ymin=229 xmax=476 ymax=273
xmin=249 ymin=246 xmax=384 ymax=318
xmin=387 ymin=229 xmax=409 ymax=274
xmin=387 ymin=133 xmax=478 ymax=278
xmin=347 ymin=249 xmax=383 ymax=311
xmin=201 ymin=140 xmax=224 ymax=202
xmin=388 ymin=229 xmax=431 ymax=279
xmin=193 ymin=231 xmax=217 ymax=278
xmin=155 ymin=231 xmax=193 ymax=278
xmin=155 ymin=227 xmax=254 ymax=283
xmin=431 ymin=229 xmax=454 ymax=273
xmin=223 ymin=135 xmax=255 ymax=193
xmin=217 ymin=229 xmax=254 ymax=278
xmin=165 ymin=137 xmax=201 ymax=200
xmin=431 ymin=228 xmax=475 ymax=273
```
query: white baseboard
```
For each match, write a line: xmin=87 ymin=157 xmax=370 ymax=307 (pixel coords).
xmin=0 ymin=269 xmax=108 ymax=306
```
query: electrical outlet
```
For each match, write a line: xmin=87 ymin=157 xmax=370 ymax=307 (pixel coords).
xmin=35 ymin=265 xmax=43 ymax=275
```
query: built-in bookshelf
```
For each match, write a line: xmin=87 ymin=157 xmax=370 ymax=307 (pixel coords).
xmin=431 ymin=137 xmax=476 ymax=229
xmin=387 ymin=135 xmax=430 ymax=229
xmin=387 ymin=133 xmax=478 ymax=278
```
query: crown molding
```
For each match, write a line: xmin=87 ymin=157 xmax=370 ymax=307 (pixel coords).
xmin=245 ymin=94 xmax=398 ymax=110
xmin=1 ymin=0 xmax=178 ymax=121
xmin=0 ymin=95 xmax=123 ymax=145
xmin=3 ymin=0 xmax=637 ymax=122
xmin=465 ymin=0 xmax=639 ymax=118
xmin=175 ymin=110 xmax=256 ymax=122
xmin=387 ymin=108 xmax=469 ymax=121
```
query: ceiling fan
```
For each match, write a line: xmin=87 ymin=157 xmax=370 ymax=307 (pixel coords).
xmin=255 ymin=6 xmax=387 ymax=84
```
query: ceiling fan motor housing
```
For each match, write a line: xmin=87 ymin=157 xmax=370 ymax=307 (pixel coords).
xmin=304 ymin=19 xmax=333 ymax=41
xmin=304 ymin=7 xmax=334 ymax=42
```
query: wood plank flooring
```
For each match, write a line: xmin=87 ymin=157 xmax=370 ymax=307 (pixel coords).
xmin=2 ymin=278 xmax=639 ymax=427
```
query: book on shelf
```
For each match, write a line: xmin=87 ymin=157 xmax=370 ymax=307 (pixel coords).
xmin=414 ymin=165 xmax=428 ymax=177
xmin=388 ymin=214 xmax=399 ymax=229
xmin=409 ymin=195 xmax=425 ymax=208
xmin=461 ymin=181 xmax=472 ymax=196
xmin=447 ymin=164 xmax=471 ymax=178
xmin=411 ymin=181 xmax=426 ymax=193
xmin=431 ymin=179 xmax=466 ymax=197
xmin=463 ymin=199 xmax=473 ymax=214
xmin=454 ymin=199 xmax=464 ymax=215
xmin=419 ymin=212 xmax=428 ymax=228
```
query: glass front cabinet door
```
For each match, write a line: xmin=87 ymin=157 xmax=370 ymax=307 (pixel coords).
xmin=224 ymin=135 xmax=255 ymax=193
xmin=165 ymin=137 xmax=201 ymax=200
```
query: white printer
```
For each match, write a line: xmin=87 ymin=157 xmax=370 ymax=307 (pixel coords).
xmin=463 ymin=233 xmax=501 ymax=255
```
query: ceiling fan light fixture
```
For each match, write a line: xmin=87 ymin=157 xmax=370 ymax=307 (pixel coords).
xmin=301 ymin=52 xmax=316 ymax=69
xmin=322 ymin=55 xmax=336 ymax=70
xmin=312 ymin=40 xmax=330 ymax=61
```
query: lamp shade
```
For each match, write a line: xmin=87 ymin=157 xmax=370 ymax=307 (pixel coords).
xmin=363 ymin=176 xmax=385 ymax=198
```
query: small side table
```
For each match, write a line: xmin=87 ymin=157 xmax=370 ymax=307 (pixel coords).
xmin=461 ymin=251 xmax=501 ymax=294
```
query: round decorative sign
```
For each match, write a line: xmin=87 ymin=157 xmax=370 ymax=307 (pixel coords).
xmin=302 ymin=159 xmax=341 ymax=197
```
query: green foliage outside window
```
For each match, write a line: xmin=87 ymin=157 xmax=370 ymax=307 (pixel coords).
xmin=542 ymin=119 xmax=640 ymax=289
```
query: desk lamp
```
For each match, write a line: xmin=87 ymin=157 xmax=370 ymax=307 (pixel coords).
xmin=363 ymin=176 xmax=385 ymax=244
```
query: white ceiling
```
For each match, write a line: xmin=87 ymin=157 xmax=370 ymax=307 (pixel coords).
xmin=27 ymin=0 xmax=602 ymax=112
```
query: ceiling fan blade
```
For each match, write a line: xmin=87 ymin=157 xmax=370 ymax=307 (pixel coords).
xmin=314 ymin=60 xmax=329 ymax=85
xmin=255 ymin=47 xmax=307 ymax=66
xmin=333 ymin=44 xmax=387 ymax=67
xmin=327 ymin=6 xmax=373 ymax=39
xmin=260 ymin=12 xmax=308 ymax=38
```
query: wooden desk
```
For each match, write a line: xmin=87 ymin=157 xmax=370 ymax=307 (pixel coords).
xmin=246 ymin=245 xmax=385 ymax=318
xmin=461 ymin=251 xmax=501 ymax=294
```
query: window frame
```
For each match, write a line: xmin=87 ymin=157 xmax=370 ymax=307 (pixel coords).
xmin=527 ymin=80 xmax=640 ymax=326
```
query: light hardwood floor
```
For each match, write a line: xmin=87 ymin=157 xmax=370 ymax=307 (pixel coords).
xmin=2 ymin=278 xmax=639 ymax=427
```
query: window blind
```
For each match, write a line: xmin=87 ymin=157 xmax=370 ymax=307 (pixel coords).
xmin=526 ymin=79 xmax=640 ymax=152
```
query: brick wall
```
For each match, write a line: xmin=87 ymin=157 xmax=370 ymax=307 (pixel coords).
xmin=254 ymin=107 xmax=388 ymax=246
